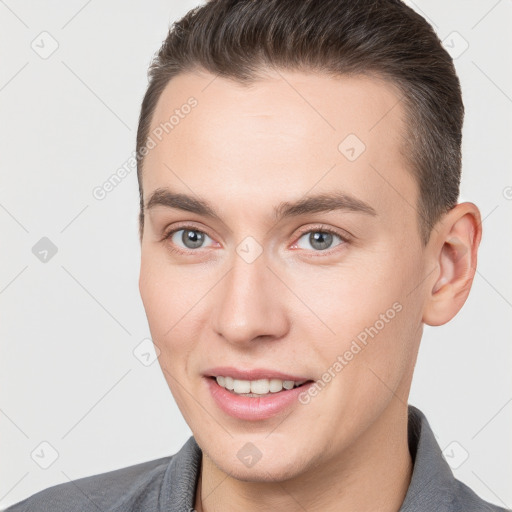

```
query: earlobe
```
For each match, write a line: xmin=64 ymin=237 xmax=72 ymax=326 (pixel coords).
xmin=423 ymin=203 xmax=482 ymax=326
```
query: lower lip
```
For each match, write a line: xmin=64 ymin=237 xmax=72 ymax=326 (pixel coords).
xmin=205 ymin=377 xmax=313 ymax=421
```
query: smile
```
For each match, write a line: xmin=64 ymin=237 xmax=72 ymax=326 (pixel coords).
xmin=205 ymin=375 xmax=315 ymax=421
xmin=213 ymin=376 xmax=309 ymax=396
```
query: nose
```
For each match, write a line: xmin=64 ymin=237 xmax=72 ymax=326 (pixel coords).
xmin=211 ymin=249 xmax=290 ymax=347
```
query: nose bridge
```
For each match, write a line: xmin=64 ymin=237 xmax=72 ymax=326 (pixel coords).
xmin=212 ymin=247 xmax=286 ymax=344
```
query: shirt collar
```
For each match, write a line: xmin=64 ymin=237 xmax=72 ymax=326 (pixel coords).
xmin=398 ymin=405 xmax=456 ymax=511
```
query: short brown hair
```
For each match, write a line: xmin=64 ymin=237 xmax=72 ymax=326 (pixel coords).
xmin=136 ymin=0 xmax=464 ymax=245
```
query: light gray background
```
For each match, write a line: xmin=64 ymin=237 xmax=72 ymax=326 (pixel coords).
xmin=0 ymin=0 xmax=511 ymax=509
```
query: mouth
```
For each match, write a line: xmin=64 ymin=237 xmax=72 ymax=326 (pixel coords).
xmin=208 ymin=375 xmax=314 ymax=397
xmin=205 ymin=375 xmax=315 ymax=420
xmin=202 ymin=366 xmax=316 ymax=420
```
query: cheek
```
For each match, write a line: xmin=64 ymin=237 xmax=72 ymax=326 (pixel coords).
xmin=285 ymin=257 xmax=400 ymax=335
xmin=284 ymin=251 xmax=417 ymax=373
xmin=139 ymin=251 xmax=219 ymax=378
xmin=139 ymin=262 xmax=191 ymax=386
xmin=139 ymin=257 xmax=204 ymax=418
xmin=139 ymin=251 xmax=200 ymax=338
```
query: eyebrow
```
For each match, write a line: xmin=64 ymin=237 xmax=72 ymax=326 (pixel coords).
xmin=145 ymin=187 xmax=377 ymax=222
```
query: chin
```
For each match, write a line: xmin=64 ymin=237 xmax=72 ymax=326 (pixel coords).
xmin=204 ymin=441 xmax=312 ymax=483
xmin=225 ymin=460 xmax=305 ymax=483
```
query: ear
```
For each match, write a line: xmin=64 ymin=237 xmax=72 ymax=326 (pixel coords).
xmin=422 ymin=202 xmax=482 ymax=326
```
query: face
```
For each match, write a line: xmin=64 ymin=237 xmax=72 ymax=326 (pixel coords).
xmin=139 ymin=69 xmax=429 ymax=481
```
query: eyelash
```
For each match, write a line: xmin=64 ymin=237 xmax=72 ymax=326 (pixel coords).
xmin=162 ymin=223 xmax=350 ymax=257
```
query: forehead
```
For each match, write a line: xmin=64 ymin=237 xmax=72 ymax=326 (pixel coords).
xmin=142 ymin=69 xmax=417 ymax=230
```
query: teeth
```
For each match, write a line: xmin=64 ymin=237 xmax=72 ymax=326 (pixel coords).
xmin=250 ymin=379 xmax=269 ymax=394
xmin=282 ymin=380 xmax=295 ymax=390
xmin=233 ymin=379 xmax=251 ymax=394
xmin=224 ymin=376 xmax=234 ymax=390
xmin=214 ymin=376 xmax=307 ymax=395
xmin=269 ymin=379 xmax=283 ymax=392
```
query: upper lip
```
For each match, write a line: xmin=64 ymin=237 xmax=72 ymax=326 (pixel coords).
xmin=203 ymin=366 xmax=312 ymax=382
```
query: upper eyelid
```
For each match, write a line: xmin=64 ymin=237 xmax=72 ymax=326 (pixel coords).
xmin=163 ymin=221 xmax=212 ymax=239
xmin=295 ymin=224 xmax=349 ymax=240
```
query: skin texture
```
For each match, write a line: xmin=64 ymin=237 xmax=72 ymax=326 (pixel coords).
xmin=138 ymin=69 xmax=482 ymax=512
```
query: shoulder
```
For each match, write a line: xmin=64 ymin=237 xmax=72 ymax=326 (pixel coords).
xmin=404 ymin=405 xmax=510 ymax=512
xmin=3 ymin=455 xmax=173 ymax=512
xmin=451 ymin=478 xmax=511 ymax=512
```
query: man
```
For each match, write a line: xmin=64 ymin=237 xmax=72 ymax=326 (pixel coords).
xmin=6 ymin=0 xmax=509 ymax=511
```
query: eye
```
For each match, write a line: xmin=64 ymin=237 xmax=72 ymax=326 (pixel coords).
xmin=293 ymin=227 xmax=347 ymax=252
xmin=167 ymin=227 xmax=215 ymax=251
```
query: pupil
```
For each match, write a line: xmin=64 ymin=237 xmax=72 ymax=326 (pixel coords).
xmin=183 ymin=229 xmax=204 ymax=249
xmin=310 ymin=231 xmax=332 ymax=250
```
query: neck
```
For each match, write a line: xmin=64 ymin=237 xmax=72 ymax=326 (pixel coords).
xmin=194 ymin=401 xmax=413 ymax=512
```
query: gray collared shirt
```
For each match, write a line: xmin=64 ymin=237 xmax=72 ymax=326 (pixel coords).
xmin=5 ymin=405 xmax=509 ymax=511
